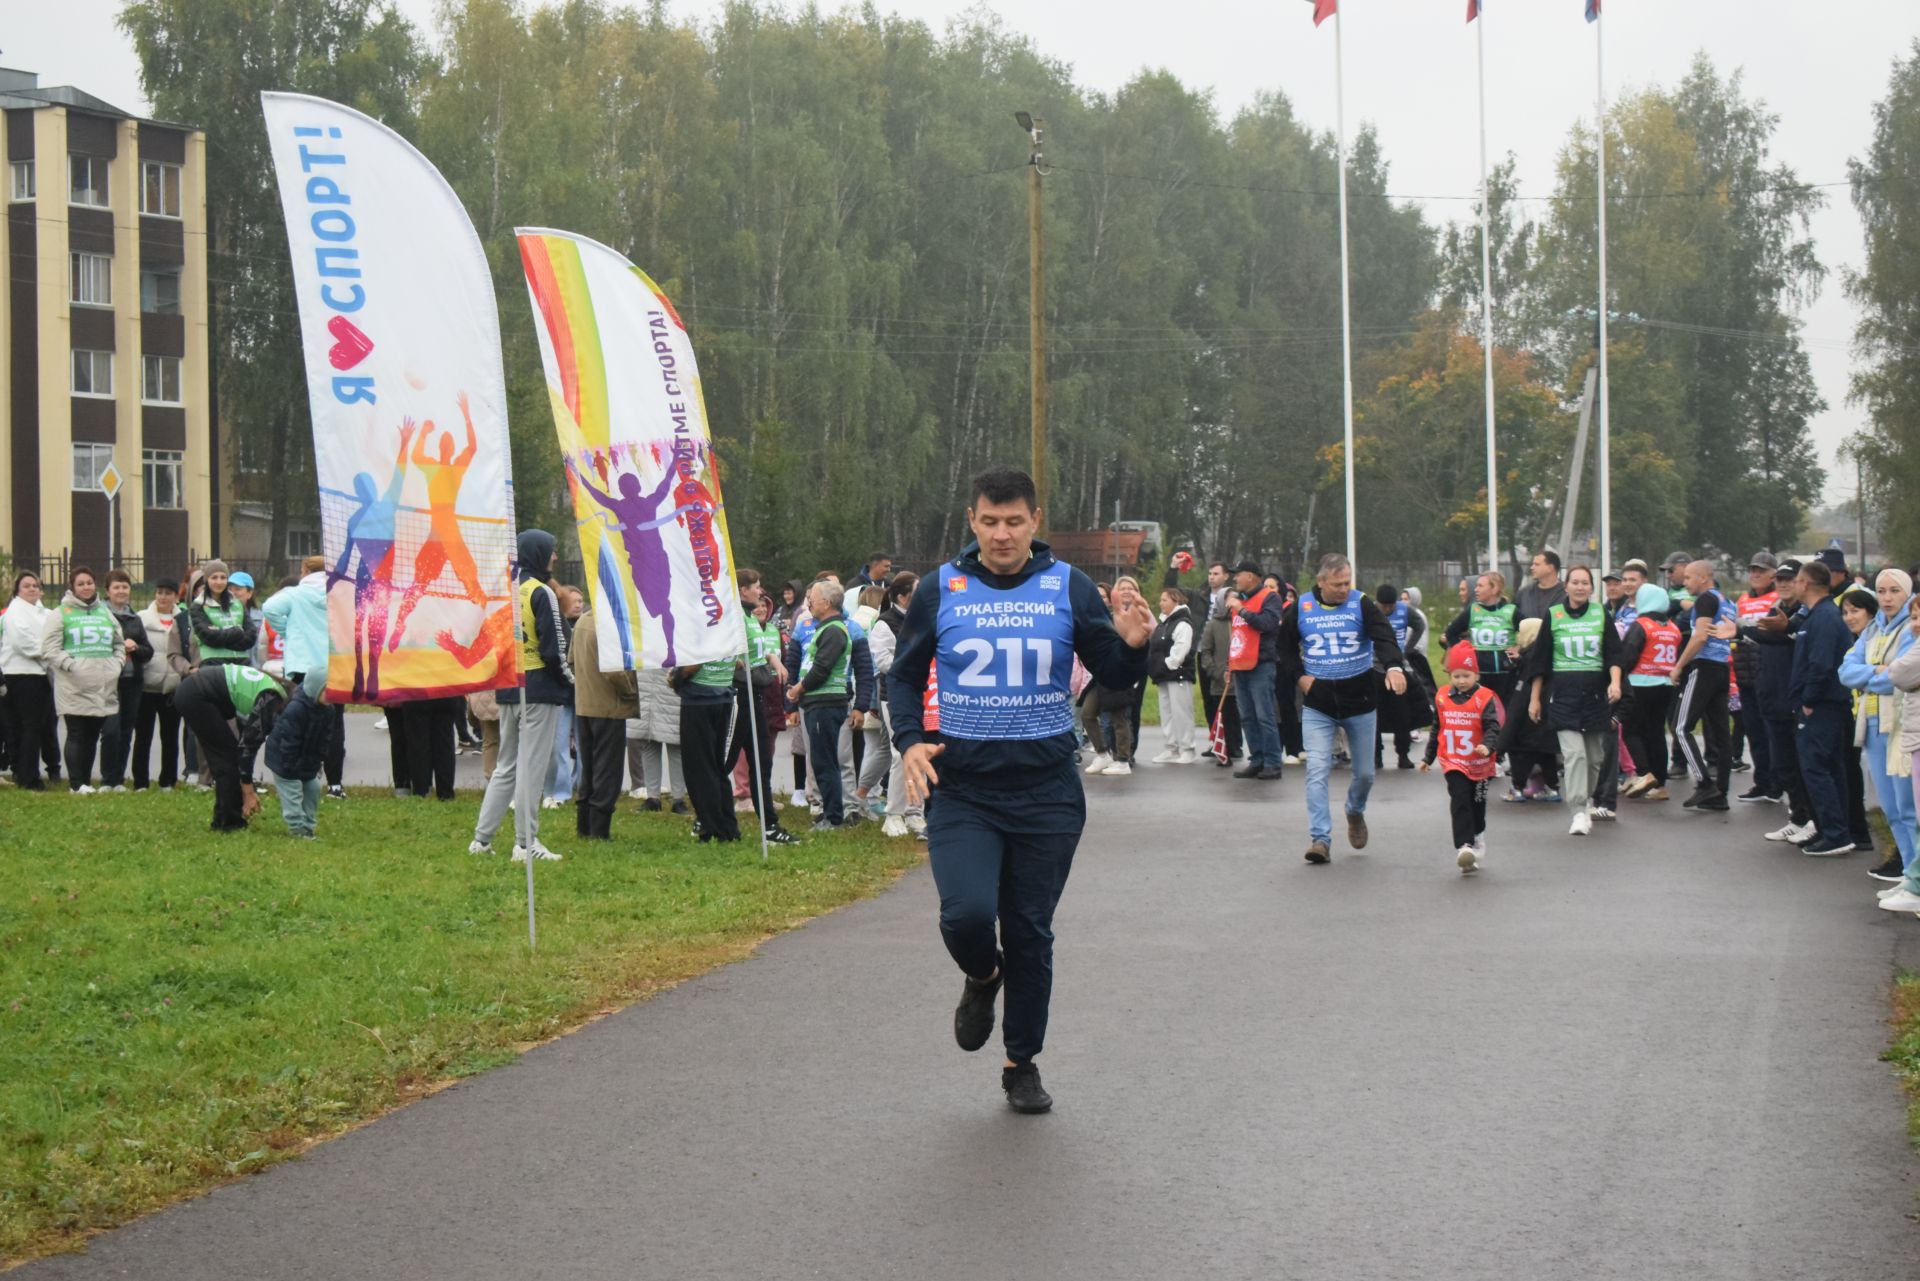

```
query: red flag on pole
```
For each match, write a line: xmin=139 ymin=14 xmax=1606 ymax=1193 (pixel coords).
xmin=1309 ymin=0 xmax=1338 ymax=26
xmin=1467 ymin=0 xmax=1482 ymax=20
xmin=1209 ymin=698 xmax=1230 ymax=765
xmin=1585 ymin=0 xmax=1601 ymax=20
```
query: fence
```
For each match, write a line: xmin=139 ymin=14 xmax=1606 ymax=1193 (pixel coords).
xmin=13 ymin=550 xmax=317 ymax=593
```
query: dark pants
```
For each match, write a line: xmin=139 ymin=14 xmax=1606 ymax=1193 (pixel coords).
xmin=1796 ymin=703 xmax=1851 ymax=844
xmin=725 ymin=681 xmax=779 ymax=829
xmin=1592 ymin=716 xmax=1622 ymax=809
xmin=1234 ymin=662 xmax=1281 ymax=768
xmin=575 ymin=714 xmax=627 ymax=839
xmin=1675 ymin=661 xmax=1731 ymax=795
xmin=1445 ymin=770 xmax=1489 ymax=848
xmin=404 ymin=697 xmax=459 ymax=799
xmin=1622 ymin=686 xmax=1671 ymax=787
xmin=5 ymin=674 xmax=58 ymax=787
xmin=176 ymin=678 xmax=246 ymax=831
xmin=1201 ymin=684 xmax=1241 ymax=761
xmin=1739 ymin=697 xmax=1775 ymax=795
xmin=63 ymin=715 xmax=105 ymax=790
xmin=99 ymin=676 xmax=141 ymax=787
xmin=803 ymin=703 xmax=847 ymax=825
xmin=133 ymin=689 xmax=182 ymax=789
xmin=925 ymin=767 xmax=1084 ymax=1064
xmin=386 ymin=704 xmax=412 ymax=793
xmin=1764 ymin=716 xmax=1811 ymax=825
xmin=683 ymin=696 xmax=742 ymax=841
xmin=1277 ymin=678 xmax=1304 ymax=757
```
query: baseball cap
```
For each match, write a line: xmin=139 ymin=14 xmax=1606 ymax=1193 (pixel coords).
xmin=229 ymin=571 xmax=255 ymax=589
xmin=1660 ymin=551 xmax=1691 ymax=570
xmin=1748 ymin=551 xmax=1778 ymax=571
xmin=1601 ymin=570 xmax=1623 ymax=583
xmin=1776 ymin=558 xmax=1803 ymax=577
xmin=1621 ymin=558 xmax=1650 ymax=576
xmin=1231 ymin=560 xmax=1263 ymax=578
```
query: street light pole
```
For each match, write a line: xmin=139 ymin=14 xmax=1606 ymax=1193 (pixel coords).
xmin=1018 ymin=111 xmax=1049 ymax=530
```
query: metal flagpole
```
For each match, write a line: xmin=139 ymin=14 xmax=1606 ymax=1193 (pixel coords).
xmin=514 ymin=580 xmax=537 ymax=951
xmin=1594 ymin=6 xmax=1613 ymax=574
xmin=738 ymin=616 xmax=771 ymax=863
xmin=1334 ymin=3 xmax=1358 ymax=576
xmin=1476 ymin=4 xmax=1500 ymax=576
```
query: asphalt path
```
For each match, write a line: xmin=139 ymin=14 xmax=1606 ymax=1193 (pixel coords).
xmin=23 ymin=743 xmax=1920 ymax=1279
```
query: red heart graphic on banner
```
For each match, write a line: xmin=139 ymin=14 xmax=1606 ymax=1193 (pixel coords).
xmin=327 ymin=315 xmax=375 ymax=370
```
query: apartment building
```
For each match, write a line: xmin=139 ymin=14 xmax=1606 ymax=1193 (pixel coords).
xmin=2 ymin=66 xmax=212 ymax=581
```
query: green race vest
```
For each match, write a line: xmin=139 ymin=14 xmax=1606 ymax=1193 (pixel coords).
xmin=746 ymin=615 xmax=781 ymax=668
xmin=800 ymin=618 xmax=851 ymax=696
xmin=1468 ymin=601 xmax=1516 ymax=651
xmin=197 ymin=595 xmax=250 ymax=662
xmin=61 ymin=603 xmax=120 ymax=659
xmin=221 ymin=664 xmax=278 ymax=715
xmin=691 ymin=658 xmax=737 ymax=690
xmin=1549 ymin=603 xmax=1606 ymax=673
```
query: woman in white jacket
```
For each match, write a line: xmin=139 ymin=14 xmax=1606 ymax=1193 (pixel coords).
xmin=2 ymin=571 xmax=59 ymax=788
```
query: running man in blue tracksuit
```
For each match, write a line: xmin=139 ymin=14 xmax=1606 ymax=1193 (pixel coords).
xmin=889 ymin=467 xmax=1152 ymax=1114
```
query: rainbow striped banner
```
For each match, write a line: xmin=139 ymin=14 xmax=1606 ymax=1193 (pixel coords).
xmin=517 ymin=229 xmax=741 ymax=672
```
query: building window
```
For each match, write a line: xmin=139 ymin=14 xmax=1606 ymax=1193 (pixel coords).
xmin=140 ymin=160 xmax=182 ymax=217
xmin=143 ymin=449 xmax=184 ymax=510
xmin=140 ymin=266 xmax=182 ymax=315
xmin=285 ymin=525 xmax=323 ymax=559
xmin=142 ymin=354 xmax=182 ymax=404
xmin=69 ymin=154 xmax=109 ymax=208
xmin=72 ymin=348 xmax=114 ymax=398
xmin=9 ymin=160 xmax=32 ymax=202
xmin=72 ymin=443 xmax=115 ymax=492
xmin=71 ymin=252 xmax=112 ymax=306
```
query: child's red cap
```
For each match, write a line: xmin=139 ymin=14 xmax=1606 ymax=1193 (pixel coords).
xmin=1445 ymin=640 xmax=1479 ymax=674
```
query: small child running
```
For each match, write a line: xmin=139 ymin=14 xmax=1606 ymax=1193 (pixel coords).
xmin=1420 ymin=641 xmax=1502 ymax=874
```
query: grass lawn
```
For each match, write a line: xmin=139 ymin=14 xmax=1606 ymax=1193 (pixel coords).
xmin=1891 ymin=974 xmax=1920 ymax=1145
xmin=0 ymin=788 xmax=922 ymax=1264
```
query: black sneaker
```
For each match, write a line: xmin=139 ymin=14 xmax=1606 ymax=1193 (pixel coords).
xmin=327 ymin=785 xmax=346 ymax=800
xmin=671 ymin=799 xmax=692 ymax=816
xmin=955 ymin=955 xmax=1003 ymax=1052
xmin=1396 ymin=755 xmax=1416 ymax=770
xmin=1868 ymin=854 xmax=1906 ymax=882
xmin=1694 ymin=791 xmax=1730 ymax=812
xmin=1803 ymin=837 xmax=1856 ymax=857
xmin=1002 ymin=1061 xmax=1053 ymax=1114
xmin=1735 ymin=787 xmax=1773 ymax=803
xmin=1256 ymin=767 xmax=1283 ymax=780
xmin=642 ymin=797 xmax=663 ymax=812
xmin=1730 ymin=759 xmax=1752 ymax=773
xmin=1682 ymin=787 xmax=1719 ymax=809
xmin=764 ymin=825 xmax=801 ymax=846
xmin=1232 ymin=766 xmax=1262 ymax=779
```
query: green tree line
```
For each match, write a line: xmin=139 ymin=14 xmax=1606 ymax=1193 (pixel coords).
xmin=121 ymin=0 xmax=1840 ymax=576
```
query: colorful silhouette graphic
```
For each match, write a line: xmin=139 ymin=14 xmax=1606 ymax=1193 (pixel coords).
xmin=388 ymin=392 xmax=488 ymax=649
xmin=437 ymin=601 xmax=516 ymax=671
xmin=571 ymin=453 xmax=681 ymax=664
xmin=332 ymin=420 xmax=415 ymax=701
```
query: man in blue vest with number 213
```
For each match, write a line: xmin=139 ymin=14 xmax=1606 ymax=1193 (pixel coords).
xmin=1279 ymin=553 xmax=1408 ymax=866
xmin=890 ymin=467 xmax=1153 ymax=1115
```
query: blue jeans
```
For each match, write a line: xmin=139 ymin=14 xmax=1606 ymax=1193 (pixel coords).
xmin=1303 ymin=707 xmax=1376 ymax=844
xmin=1864 ymin=724 xmax=1918 ymax=866
xmin=545 ymin=705 xmax=576 ymax=801
xmin=274 ymin=774 xmax=323 ymax=836
xmin=1235 ymin=663 xmax=1281 ymax=768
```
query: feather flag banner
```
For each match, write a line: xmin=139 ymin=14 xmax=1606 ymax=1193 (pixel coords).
xmin=517 ymin=228 xmax=742 ymax=672
xmin=1309 ymin=0 xmax=1338 ymax=27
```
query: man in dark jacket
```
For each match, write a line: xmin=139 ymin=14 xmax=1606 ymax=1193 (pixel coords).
xmin=1750 ymin=560 xmax=1814 ymax=841
xmin=1278 ymin=553 xmax=1407 ymax=864
xmin=1732 ymin=551 xmax=1782 ymax=802
xmin=470 ymin=529 xmax=572 ymax=863
xmin=1228 ymin=559 xmax=1285 ymax=779
xmin=99 ymin=569 xmax=153 ymax=790
xmin=889 ymin=466 xmax=1151 ymax=1115
xmin=1790 ymin=561 xmax=1856 ymax=855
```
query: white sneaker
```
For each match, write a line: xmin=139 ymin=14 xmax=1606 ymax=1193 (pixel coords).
xmin=1151 ymin=749 xmax=1179 ymax=764
xmin=1100 ymin=761 xmax=1133 ymax=776
xmin=1283 ymin=754 xmax=1305 ymax=766
xmin=510 ymin=842 xmax=561 ymax=862
xmin=75 ymin=784 xmax=97 ymax=795
xmin=1569 ymin=811 xmax=1592 ymax=836
xmin=540 ymin=796 xmax=564 ymax=810
xmin=1084 ymin=752 xmax=1114 ymax=775
xmin=1472 ymin=832 xmax=1486 ymax=853
xmin=467 ymin=839 xmax=494 ymax=856
xmin=1764 ymin=822 xmax=1805 ymax=843
xmin=1175 ymin=749 xmax=1199 ymax=764
xmin=629 ymin=787 xmax=649 ymax=801
xmin=374 ymin=717 xmax=388 ymax=731
xmin=1877 ymin=882 xmax=1913 ymax=899
xmin=881 ymin=815 xmax=909 ymax=838
xmin=905 ymin=813 xmax=927 ymax=835
xmin=110 ymin=784 xmax=128 ymax=793
xmin=1588 ymin=806 xmax=1616 ymax=821
xmin=808 ymin=800 xmax=824 ymax=818
xmin=1456 ymin=845 xmax=1480 ymax=874
xmin=1875 ymin=888 xmax=1920 ymax=913
xmin=1787 ymin=824 xmax=1817 ymax=846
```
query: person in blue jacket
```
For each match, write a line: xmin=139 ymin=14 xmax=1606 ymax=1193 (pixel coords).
xmin=1839 ymin=568 xmax=1916 ymax=873
xmin=1791 ymin=561 xmax=1859 ymax=856
xmin=889 ymin=467 xmax=1152 ymax=1115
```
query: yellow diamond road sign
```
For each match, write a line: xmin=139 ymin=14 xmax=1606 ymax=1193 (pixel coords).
xmin=99 ymin=462 xmax=123 ymax=500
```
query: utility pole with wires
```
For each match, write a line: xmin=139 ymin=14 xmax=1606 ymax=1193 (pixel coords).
xmin=1017 ymin=111 xmax=1050 ymax=530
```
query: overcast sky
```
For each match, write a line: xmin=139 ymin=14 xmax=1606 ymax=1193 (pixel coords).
xmin=16 ymin=0 xmax=1919 ymax=505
